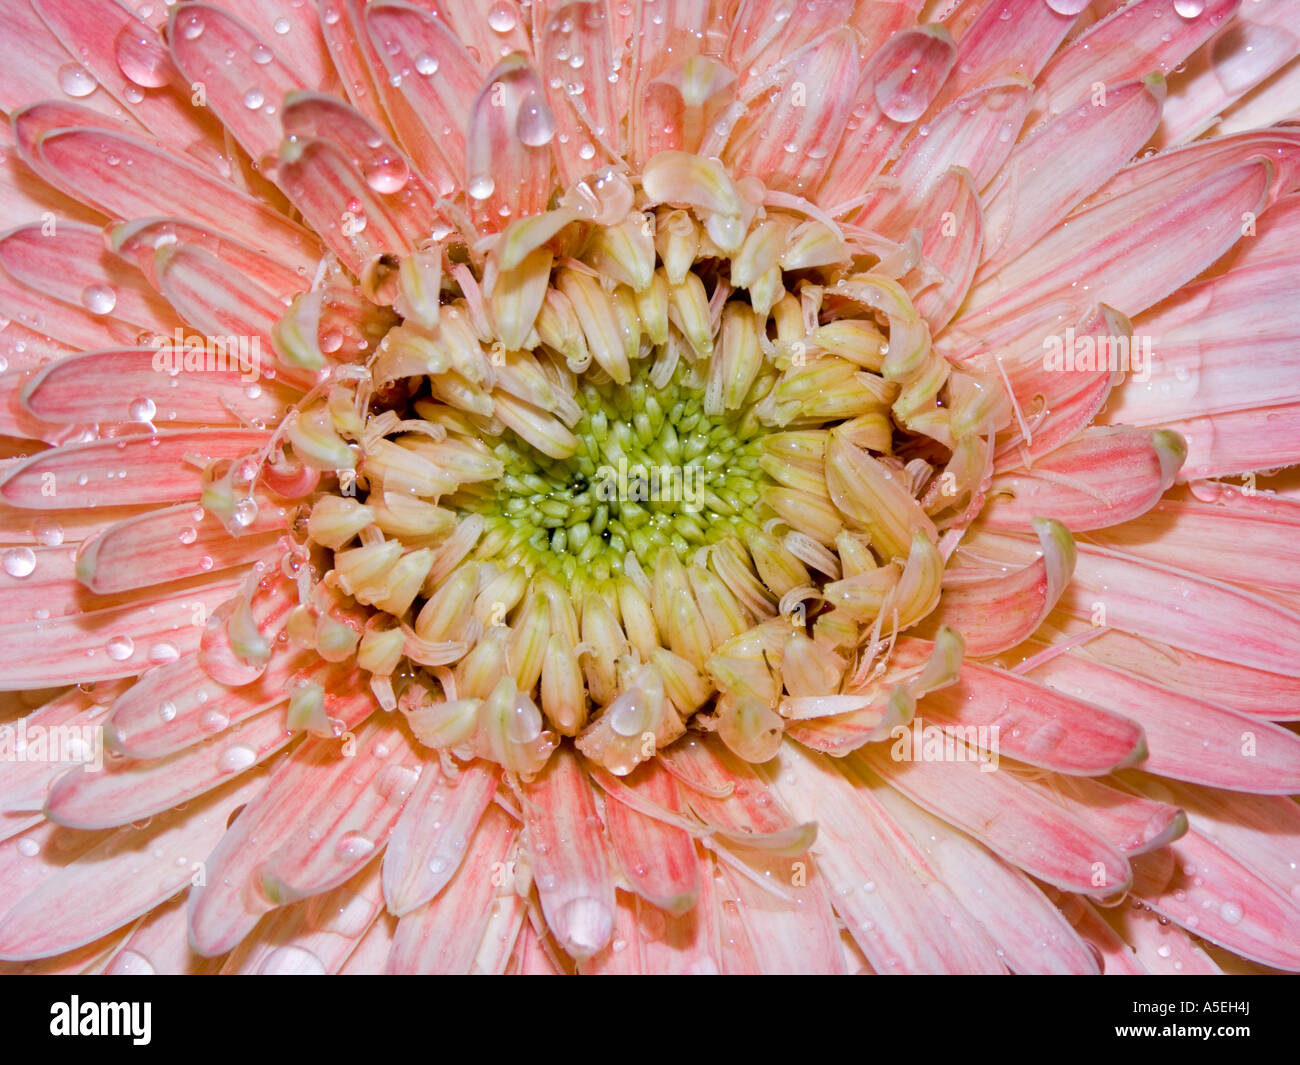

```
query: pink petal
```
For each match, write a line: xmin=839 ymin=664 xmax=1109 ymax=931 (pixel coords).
xmin=860 ymin=743 xmax=1132 ymax=897
xmin=387 ymin=804 xmax=518 ymax=973
xmin=381 ymin=758 xmax=500 ymax=916
xmin=0 ymin=575 xmax=242 ymax=688
xmin=0 ymin=427 xmax=269 ymax=510
xmin=186 ymin=705 xmax=385 ymax=956
xmin=771 ymin=745 xmax=1006 ymax=973
xmin=979 ymin=75 xmax=1165 ymax=275
xmin=599 ymin=759 xmax=700 ymax=914
xmin=1032 ymin=0 xmax=1243 ymax=119
xmin=518 ymin=746 xmax=616 ymax=959
xmin=1026 ymin=650 xmax=1300 ymax=792
xmin=23 ymin=349 xmax=294 ymax=429
xmin=0 ymin=771 xmax=265 ymax=960
xmin=986 ymin=426 xmax=1181 ymax=532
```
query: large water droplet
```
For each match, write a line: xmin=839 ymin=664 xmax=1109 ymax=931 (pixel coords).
xmin=363 ymin=153 xmax=410 ymax=194
xmin=33 ymin=518 xmax=63 ymax=547
xmin=158 ymin=700 xmax=177 ymax=722
xmin=180 ymin=13 xmax=205 ymax=39
xmin=414 ymin=52 xmax=439 ymax=75
xmin=129 ymin=396 xmax=157 ymax=423
xmin=233 ymin=497 xmax=259 ymax=527
xmin=467 ymin=174 xmax=495 ymax=200
xmin=115 ymin=24 xmax=172 ymax=87
xmin=516 ymin=92 xmax=557 ymax=147
xmin=1173 ymin=0 xmax=1204 ymax=15
xmin=106 ymin=634 xmax=135 ymax=661
xmin=487 ymin=0 xmax=518 ymax=32
xmin=1220 ymin=900 xmax=1244 ymax=924
xmin=243 ymin=88 xmax=266 ymax=110
xmin=336 ymin=831 xmax=376 ymax=860
xmin=2 ymin=547 xmax=36 ymax=578
xmin=81 ymin=284 xmax=117 ymax=315
xmin=1045 ymin=0 xmax=1089 ymax=13
xmin=506 ymin=695 xmax=543 ymax=743
xmin=58 ymin=63 xmax=98 ymax=98
xmin=218 ymin=745 xmax=257 ymax=772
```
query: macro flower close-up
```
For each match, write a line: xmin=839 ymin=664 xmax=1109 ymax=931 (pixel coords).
xmin=0 ymin=0 xmax=1298 ymax=977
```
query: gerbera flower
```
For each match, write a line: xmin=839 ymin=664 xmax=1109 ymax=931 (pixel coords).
xmin=0 ymin=0 xmax=1298 ymax=976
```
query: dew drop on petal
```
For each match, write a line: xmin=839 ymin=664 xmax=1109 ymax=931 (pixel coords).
xmin=468 ymin=174 xmax=495 ymax=200
xmin=1045 ymin=0 xmax=1089 ymax=12
xmin=58 ymin=63 xmax=98 ymax=98
xmin=17 ymin=838 xmax=40 ymax=858
xmin=487 ymin=0 xmax=517 ymax=32
xmin=218 ymin=745 xmax=257 ymax=772
xmin=336 ymin=831 xmax=376 ymax=860
xmin=129 ymin=396 xmax=157 ymax=423
xmin=251 ymin=44 xmax=273 ymax=65
xmin=1174 ymin=0 xmax=1204 ymax=15
xmin=33 ymin=518 xmax=63 ymax=547
xmin=106 ymin=634 xmax=135 ymax=661
xmin=233 ymin=497 xmax=259 ymax=527
xmin=516 ymin=92 xmax=557 ymax=147
xmin=114 ymin=24 xmax=172 ymax=87
xmin=414 ymin=52 xmax=439 ymax=75
xmin=273 ymin=16 xmax=291 ymax=34
xmin=1220 ymin=900 xmax=1244 ymax=924
xmin=363 ymin=153 xmax=410 ymax=193
xmin=243 ymin=88 xmax=265 ymax=110
xmin=81 ymin=284 xmax=117 ymax=315
xmin=2 ymin=547 xmax=36 ymax=578
xmin=148 ymin=641 xmax=179 ymax=664
xmin=158 ymin=700 xmax=177 ymax=722
xmin=178 ymin=525 xmax=198 ymax=545
xmin=180 ymin=13 xmax=205 ymax=39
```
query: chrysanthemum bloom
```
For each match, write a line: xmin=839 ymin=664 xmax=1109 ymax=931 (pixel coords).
xmin=0 ymin=0 xmax=1298 ymax=976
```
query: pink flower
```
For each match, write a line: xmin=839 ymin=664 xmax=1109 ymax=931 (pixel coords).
xmin=0 ymin=0 xmax=1298 ymax=974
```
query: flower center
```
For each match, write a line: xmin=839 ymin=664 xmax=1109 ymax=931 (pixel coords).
xmin=253 ymin=152 xmax=1007 ymax=778
xmin=472 ymin=359 xmax=770 ymax=581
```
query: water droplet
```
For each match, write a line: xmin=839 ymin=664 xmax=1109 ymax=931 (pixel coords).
xmin=32 ymin=518 xmax=63 ymax=547
xmin=158 ymin=700 xmax=177 ymax=722
xmin=429 ymin=855 xmax=450 ymax=875
xmin=516 ymin=92 xmax=557 ymax=146
xmin=2 ymin=547 xmax=36 ymax=578
xmin=81 ymin=284 xmax=117 ymax=315
xmin=232 ymin=497 xmax=259 ymax=528
xmin=106 ymin=634 xmax=135 ymax=661
xmin=467 ymin=174 xmax=495 ymax=200
xmin=129 ymin=395 xmax=156 ymax=423
xmin=148 ymin=641 xmax=179 ymax=664
xmin=178 ymin=525 xmax=198 ymax=545
xmin=115 ymin=24 xmax=171 ymax=87
xmin=487 ymin=0 xmax=517 ymax=32
xmin=1173 ymin=0 xmax=1204 ymax=15
xmin=336 ymin=831 xmax=375 ymax=860
xmin=180 ymin=13 xmax=205 ymax=39
xmin=243 ymin=88 xmax=265 ymax=110
xmin=219 ymin=745 xmax=257 ymax=772
xmin=414 ymin=52 xmax=439 ymax=75
xmin=1220 ymin=900 xmax=1243 ymax=924
xmin=1045 ymin=0 xmax=1089 ymax=12
xmin=363 ymin=153 xmax=410 ymax=193
xmin=17 ymin=838 xmax=40 ymax=857
xmin=273 ymin=16 xmax=291 ymax=34
xmin=199 ymin=708 xmax=229 ymax=733
xmin=58 ymin=63 xmax=98 ymax=98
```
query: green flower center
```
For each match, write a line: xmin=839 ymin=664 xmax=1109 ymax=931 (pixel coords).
xmin=470 ymin=360 xmax=771 ymax=581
